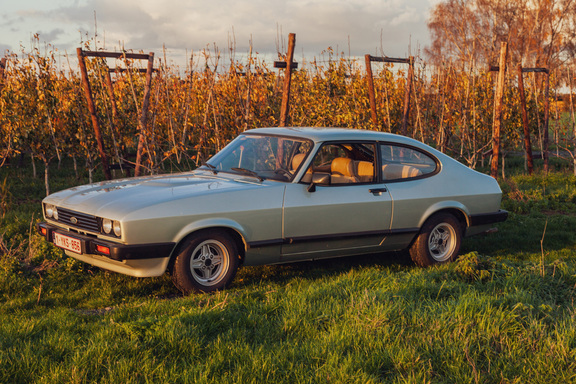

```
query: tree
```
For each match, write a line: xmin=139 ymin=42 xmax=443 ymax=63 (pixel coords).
xmin=426 ymin=0 xmax=574 ymax=69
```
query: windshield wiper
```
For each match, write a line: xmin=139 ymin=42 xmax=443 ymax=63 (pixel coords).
xmin=201 ymin=162 xmax=218 ymax=175
xmin=231 ymin=167 xmax=264 ymax=182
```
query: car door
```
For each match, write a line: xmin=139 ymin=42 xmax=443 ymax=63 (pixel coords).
xmin=281 ymin=142 xmax=392 ymax=260
xmin=377 ymin=142 xmax=441 ymax=249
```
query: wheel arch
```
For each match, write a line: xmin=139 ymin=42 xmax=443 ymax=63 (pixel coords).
xmin=167 ymin=221 xmax=247 ymax=274
xmin=419 ymin=202 xmax=470 ymax=234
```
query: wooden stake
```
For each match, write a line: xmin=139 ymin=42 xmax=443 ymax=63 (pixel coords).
xmin=77 ymin=48 xmax=112 ymax=180
xmin=401 ymin=56 xmax=414 ymax=136
xmin=543 ymin=71 xmax=550 ymax=174
xmin=365 ymin=54 xmax=378 ymax=130
xmin=364 ymin=55 xmax=411 ymax=132
xmin=105 ymin=70 xmax=118 ymax=121
xmin=517 ymin=64 xmax=534 ymax=175
xmin=134 ymin=52 xmax=155 ymax=177
xmin=491 ymin=42 xmax=507 ymax=179
xmin=279 ymin=33 xmax=296 ymax=127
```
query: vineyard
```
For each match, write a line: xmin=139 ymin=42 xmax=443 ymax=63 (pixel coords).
xmin=1 ymin=37 xmax=574 ymax=191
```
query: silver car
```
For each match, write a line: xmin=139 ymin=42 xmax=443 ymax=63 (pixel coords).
xmin=38 ymin=127 xmax=507 ymax=293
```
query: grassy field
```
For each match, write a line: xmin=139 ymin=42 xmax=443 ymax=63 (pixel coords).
xmin=1 ymin=157 xmax=576 ymax=383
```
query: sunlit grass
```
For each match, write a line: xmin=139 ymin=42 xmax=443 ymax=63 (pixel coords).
xmin=2 ymin=161 xmax=576 ymax=382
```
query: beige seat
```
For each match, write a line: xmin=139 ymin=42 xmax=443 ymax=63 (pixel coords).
xmin=382 ymin=164 xmax=422 ymax=180
xmin=355 ymin=161 xmax=374 ymax=183
xmin=291 ymin=153 xmax=306 ymax=172
xmin=292 ymin=153 xmax=316 ymax=183
xmin=331 ymin=157 xmax=356 ymax=184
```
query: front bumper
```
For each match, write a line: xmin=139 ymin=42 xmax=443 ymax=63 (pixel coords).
xmin=37 ymin=222 xmax=175 ymax=261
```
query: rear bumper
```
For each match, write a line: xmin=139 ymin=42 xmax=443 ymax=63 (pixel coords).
xmin=37 ymin=222 xmax=175 ymax=261
xmin=469 ymin=210 xmax=508 ymax=227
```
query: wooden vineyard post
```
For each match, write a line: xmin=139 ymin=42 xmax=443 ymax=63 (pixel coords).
xmin=364 ymin=55 xmax=412 ymax=133
xmin=543 ymin=70 xmax=550 ymax=174
xmin=490 ymin=42 xmax=508 ymax=179
xmin=134 ymin=52 xmax=155 ymax=177
xmin=518 ymin=65 xmax=549 ymax=175
xmin=77 ymin=49 xmax=156 ymax=179
xmin=514 ymin=65 xmax=549 ymax=175
xmin=518 ymin=64 xmax=534 ymax=175
xmin=104 ymin=70 xmax=119 ymax=121
xmin=401 ymin=56 xmax=415 ymax=136
xmin=365 ymin=55 xmax=378 ymax=130
xmin=276 ymin=33 xmax=297 ymax=127
xmin=77 ymin=48 xmax=112 ymax=180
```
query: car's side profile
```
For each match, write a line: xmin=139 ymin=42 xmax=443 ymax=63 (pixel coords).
xmin=38 ymin=127 xmax=507 ymax=293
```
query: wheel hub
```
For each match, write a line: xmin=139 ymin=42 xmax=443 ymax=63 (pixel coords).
xmin=190 ymin=240 xmax=229 ymax=285
xmin=428 ymin=223 xmax=456 ymax=262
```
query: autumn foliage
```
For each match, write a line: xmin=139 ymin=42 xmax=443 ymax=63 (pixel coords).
xmin=0 ymin=34 xmax=573 ymax=183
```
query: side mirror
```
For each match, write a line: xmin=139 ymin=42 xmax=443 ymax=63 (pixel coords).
xmin=307 ymin=173 xmax=330 ymax=193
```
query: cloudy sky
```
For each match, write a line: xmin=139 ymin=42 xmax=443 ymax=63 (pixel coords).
xmin=1 ymin=0 xmax=439 ymax=68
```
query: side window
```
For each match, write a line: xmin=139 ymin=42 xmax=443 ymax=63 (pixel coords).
xmin=303 ymin=143 xmax=376 ymax=185
xmin=380 ymin=144 xmax=437 ymax=180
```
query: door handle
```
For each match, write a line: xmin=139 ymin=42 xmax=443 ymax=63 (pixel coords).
xmin=369 ymin=188 xmax=387 ymax=195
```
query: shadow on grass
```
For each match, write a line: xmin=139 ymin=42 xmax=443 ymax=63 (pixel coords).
xmin=234 ymin=250 xmax=414 ymax=291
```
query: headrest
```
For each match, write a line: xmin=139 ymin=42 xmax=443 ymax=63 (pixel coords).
xmin=331 ymin=157 xmax=354 ymax=176
xmin=292 ymin=153 xmax=306 ymax=170
xmin=356 ymin=161 xmax=374 ymax=177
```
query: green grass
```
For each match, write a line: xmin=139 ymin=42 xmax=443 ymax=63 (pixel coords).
xmin=2 ymin=158 xmax=576 ymax=383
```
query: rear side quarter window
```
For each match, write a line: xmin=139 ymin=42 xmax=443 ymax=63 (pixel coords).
xmin=380 ymin=144 xmax=437 ymax=181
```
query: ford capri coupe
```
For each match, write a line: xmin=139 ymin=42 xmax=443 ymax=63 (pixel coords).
xmin=38 ymin=127 xmax=507 ymax=293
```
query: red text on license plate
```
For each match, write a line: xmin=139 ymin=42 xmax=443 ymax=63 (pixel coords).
xmin=53 ymin=232 xmax=82 ymax=254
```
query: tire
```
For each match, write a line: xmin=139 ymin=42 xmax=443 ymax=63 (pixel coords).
xmin=171 ymin=230 xmax=240 ymax=294
xmin=409 ymin=213 xmax=462 ymax=267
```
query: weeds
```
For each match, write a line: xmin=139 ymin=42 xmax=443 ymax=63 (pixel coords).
xmin=454 ymin=252 xmax=493 ymax=281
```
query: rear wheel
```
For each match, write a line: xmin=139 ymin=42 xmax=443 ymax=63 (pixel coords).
xmin=171 ymin=230 xmax=239 ymax=294
xmin=409 ymin=213 xmax=462 ymax=267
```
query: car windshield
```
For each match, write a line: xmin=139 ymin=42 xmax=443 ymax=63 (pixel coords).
xmin=201 ymin=134 xmax=313 ymax=182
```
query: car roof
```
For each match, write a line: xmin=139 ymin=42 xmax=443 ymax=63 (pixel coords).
xmin=244 ymin=127 xmax=426 ymax=147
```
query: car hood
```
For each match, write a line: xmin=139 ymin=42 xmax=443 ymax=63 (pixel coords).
xmin=43 ymin=171 xmax=267 ymax=219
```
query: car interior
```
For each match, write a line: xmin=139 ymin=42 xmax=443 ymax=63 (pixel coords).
xmin=295 ymin=142 xmax=437 ymax=185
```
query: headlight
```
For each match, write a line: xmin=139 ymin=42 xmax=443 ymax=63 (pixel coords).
xmin=102 ymin=218 xmax=112 ymax=234
xmin=113 ymin=221 xmax=122 ymax=237
xmin=45 ymin=204 xmax=58 ymax=220
xmin=102 ymin=218 xmax=121 ymax=237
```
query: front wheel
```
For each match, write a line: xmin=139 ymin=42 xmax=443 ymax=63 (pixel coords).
xmin=409 ymin=213 xmax=462 ymax=267
xmin=171 ymin=230 xmax=239 ymax=294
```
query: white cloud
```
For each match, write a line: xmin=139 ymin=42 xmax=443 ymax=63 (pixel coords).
xmin=1 ymin=0 xmax=433 ymax=64
xmin=390 ymin=8 xmax=421 ymax=26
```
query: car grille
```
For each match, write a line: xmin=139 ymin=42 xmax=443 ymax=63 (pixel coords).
xmin=57 ymin=207 xmax=100 ymax=233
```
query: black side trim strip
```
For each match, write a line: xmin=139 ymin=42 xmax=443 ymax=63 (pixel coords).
xmin=248 ymin=239 xmax=284 ymax=248
xmin=247 ymin=228 xmax=420 ymax=248
xmin=469 ymin=210 xmax=508 ymax=227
